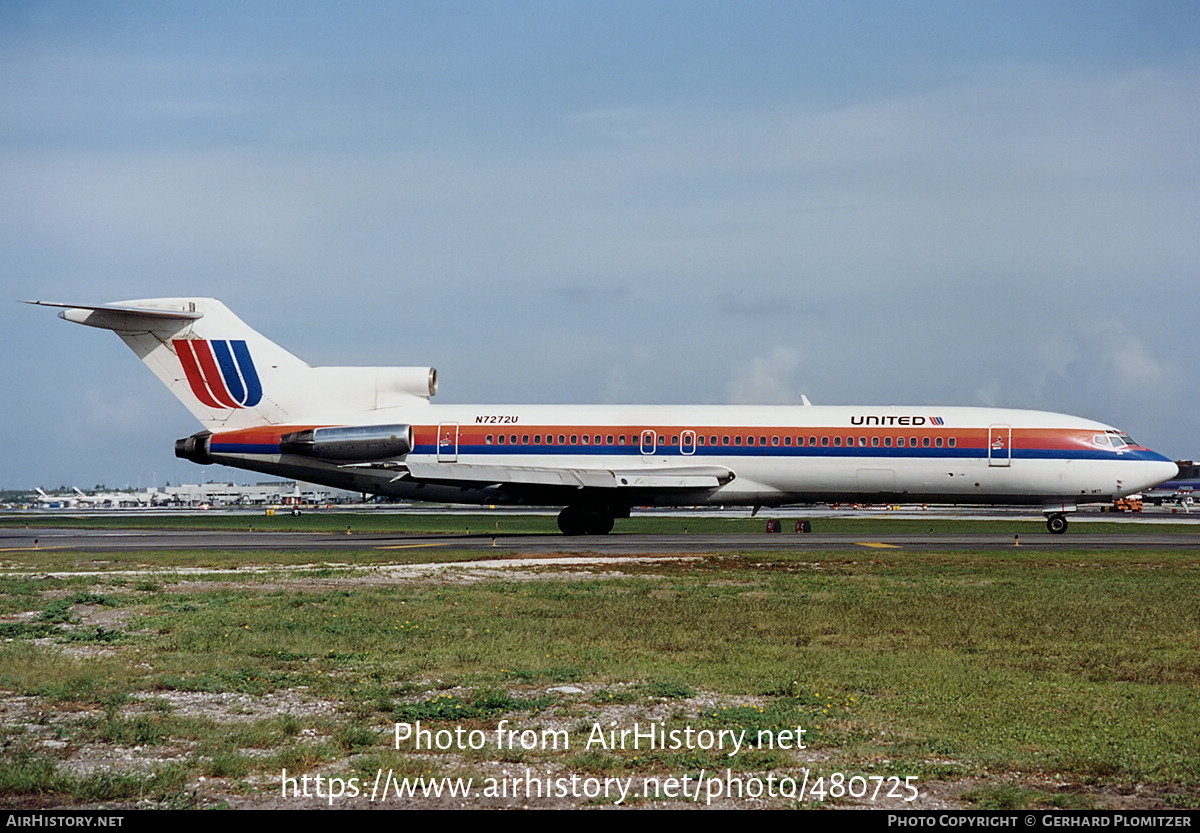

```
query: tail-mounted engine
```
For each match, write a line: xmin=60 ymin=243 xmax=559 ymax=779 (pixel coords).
xmin=175 ymin=431 xmax=212 ymax=464
xmin=279 ymin=424 xmax=414 ymax=461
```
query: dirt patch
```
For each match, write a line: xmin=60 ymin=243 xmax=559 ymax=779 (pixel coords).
xmin=2 ymin=553 xmax=1193 ymax=811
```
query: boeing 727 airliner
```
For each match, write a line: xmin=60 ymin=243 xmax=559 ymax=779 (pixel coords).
xmin=32 ymin=298 xmax=1178 ymax=534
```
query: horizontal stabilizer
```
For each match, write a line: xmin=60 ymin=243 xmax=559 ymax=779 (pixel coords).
xmin=25 ymin=300 xmax=203 ymax=329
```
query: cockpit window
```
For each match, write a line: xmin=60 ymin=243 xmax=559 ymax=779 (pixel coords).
xmin=1105 ymin=431 xmax=1137 ymax=449
xmin=1093 ymin=434 xmax=1111 ymax=448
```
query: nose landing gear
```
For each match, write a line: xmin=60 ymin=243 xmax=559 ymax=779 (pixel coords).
xmin=1045 ymin=513 xmax=1068 ymax=534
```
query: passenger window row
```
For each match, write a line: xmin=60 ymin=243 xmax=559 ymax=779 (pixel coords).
xmin=480 ymin=433 xmax=958 ymax=448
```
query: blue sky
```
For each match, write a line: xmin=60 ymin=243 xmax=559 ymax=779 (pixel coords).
xmin=2 ymin=1 xmax=1198 ymax=488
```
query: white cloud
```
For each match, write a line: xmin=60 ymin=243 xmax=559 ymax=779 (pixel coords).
xmin=725 ymin=347 xmax=804 ymax=405
xmin=1041 ymin=320 xmax=1173 ymax=396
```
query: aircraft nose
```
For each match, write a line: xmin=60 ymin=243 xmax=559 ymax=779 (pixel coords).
xmin=1137 ymin=456 xmax=1178 ymax=493
xmin=1155 ymin=458 xmax=1180 ymax=486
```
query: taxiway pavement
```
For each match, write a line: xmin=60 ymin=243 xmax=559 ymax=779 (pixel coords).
xmin=4 ymin=526 xmax=1199 ymax=554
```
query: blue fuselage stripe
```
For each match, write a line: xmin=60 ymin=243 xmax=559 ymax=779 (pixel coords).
xmin=209 ymin=441 xmax=1170 ymax=465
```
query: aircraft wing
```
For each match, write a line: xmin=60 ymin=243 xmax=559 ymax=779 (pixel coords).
xmin=401 ymin=461 xmax=734 ymax=491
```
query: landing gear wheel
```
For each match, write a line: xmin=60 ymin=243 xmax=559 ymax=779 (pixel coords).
xmin=557 ymin=506 xmax=615 ymax=536
xmin=557 ymin=507 xmax=585 ymax=535
xmin=1046 ymin=513 xmax=1068 ymax=535
xmin=588 ymin=513 xmax=614 ymax=535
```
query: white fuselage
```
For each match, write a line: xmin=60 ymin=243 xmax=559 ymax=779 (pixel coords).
xmin=39 ymin=298 xmax=1178 ymax=531
xmin=201 ymin=403 xmax=1178 ymax=510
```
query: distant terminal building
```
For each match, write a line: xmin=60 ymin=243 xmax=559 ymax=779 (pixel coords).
xmin=20 ymin=481 xmax=364 ymax=509
xmin=148 ymin=481 xmax=356 ymax=507
xmin=1141 ymin=460 xmax=1200 ymax=505
xmin=1173 ymin=460 xmax=1200 ymax=481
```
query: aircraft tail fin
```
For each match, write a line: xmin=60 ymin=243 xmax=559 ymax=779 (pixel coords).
xmin=30 ymin=298 xmax=437 ymax=430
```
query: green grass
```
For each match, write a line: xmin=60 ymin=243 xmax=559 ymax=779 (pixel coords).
xmin=3 ymin=510 xmax=1199 ymax=537
xmin=1 ymin=541 xmax=1198 ymax=807
xmin=0 ymin=742 xmax=199 ymax=807
xmin=0 ymin=547 xmax=485 ymax=574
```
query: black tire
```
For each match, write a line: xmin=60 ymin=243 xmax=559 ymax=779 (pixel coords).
xmin=557 ymin=507 xmax=586 ymax=535
xmin=557 ymin=506 xmax=615 ymax=535
xmin=586 ymin=513 xmax=614 ymax=535
xmin=1046 ymin=514 xmax=1068 ymax=534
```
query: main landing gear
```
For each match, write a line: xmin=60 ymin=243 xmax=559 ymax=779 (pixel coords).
xmin=557 ymin=505 xmax=616 ymax=536
xmin=1045 ymin=513 xmax=1068 ymax=535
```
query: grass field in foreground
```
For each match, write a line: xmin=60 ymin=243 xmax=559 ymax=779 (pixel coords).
xmin=3 ymin=510 xmax=1199 ymax=536
xmin=0 ymin=546 xmax=1197 ymax=809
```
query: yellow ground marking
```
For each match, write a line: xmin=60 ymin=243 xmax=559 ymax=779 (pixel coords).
xmin=855 ymin=542 xmax=901 ymax=549
xmin=0 ymin=546 xmax=70 ymax=552
xmin=376 ymin=542 xmax=454 ymax=550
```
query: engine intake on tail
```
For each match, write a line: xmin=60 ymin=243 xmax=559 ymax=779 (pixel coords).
xmin=279 ymin=424 xmax=414 ymax=461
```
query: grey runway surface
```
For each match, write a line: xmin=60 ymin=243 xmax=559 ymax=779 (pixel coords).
xmin=5 ymin=526 xmax=1200 ymax=554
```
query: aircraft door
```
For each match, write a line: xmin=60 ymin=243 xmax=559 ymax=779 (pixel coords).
xmin=437 ymin=422 xmax=459 ymax=462
xmin=640 ymin=429 xmax=657 ymax=457
xmin=681 ymin=430 xmax=696 ymax=456
xmin=988 ymin=424 xmax=1011 ymax=467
